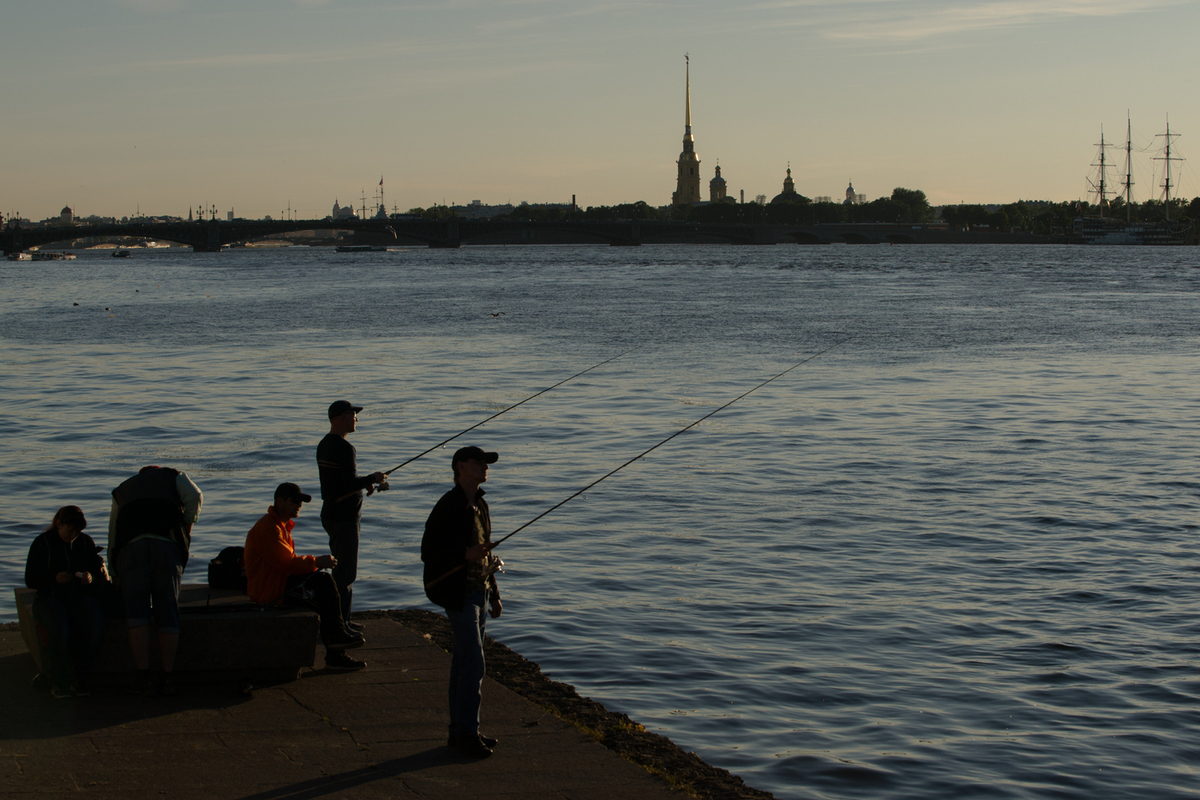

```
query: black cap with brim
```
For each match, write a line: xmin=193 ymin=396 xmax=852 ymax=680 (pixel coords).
xmin=328 ymin=400 xmax=363 ymax=419
xmin=275 ymin=482 xmax=313 ymax=503
xmin=452 ymin=446 xmax=499 ymax=465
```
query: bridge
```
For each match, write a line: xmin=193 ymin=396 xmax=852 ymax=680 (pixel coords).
xmin=2 ymin=218 xmax=1063 ymax=256
xmin=2 ymin=217 xmax=779 ymax=254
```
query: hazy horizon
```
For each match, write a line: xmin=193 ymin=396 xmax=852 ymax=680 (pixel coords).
xmin=4 ymin=0 xmax=1199 ymax=222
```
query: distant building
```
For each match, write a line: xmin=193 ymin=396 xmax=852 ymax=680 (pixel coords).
xmin=454 ymin=200 xmax=517 ymax=219
xmin=770 ymin=166 xmax=804 ymax=205
xmin=672 ymin=57 xmax=701 ymax=206
xmin=331 ymin=200 xmax=356 ymax=220
xmin=844 ymin=181 xmax=865 ymax=205
xmin=59 ymin=205 xmax=73 ymax=224
xmin=709 ymin=164 xmax=735 ymax=203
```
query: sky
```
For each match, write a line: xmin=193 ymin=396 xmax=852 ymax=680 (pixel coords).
xmin=3 ymin=0 xmax=1200 ymax=221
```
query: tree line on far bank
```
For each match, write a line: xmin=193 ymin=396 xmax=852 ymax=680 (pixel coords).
xmin=407 ymin=190 xmax=1200 ymax=235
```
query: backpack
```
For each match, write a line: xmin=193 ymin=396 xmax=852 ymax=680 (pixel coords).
xmin=207 ymin=546 xmax=247 ymax=592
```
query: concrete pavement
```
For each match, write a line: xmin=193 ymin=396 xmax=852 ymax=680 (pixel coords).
xmin=0 ymin=615 xmax=686 ymax=799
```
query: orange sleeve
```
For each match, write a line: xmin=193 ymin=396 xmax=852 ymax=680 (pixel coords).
xmin=244 ymin=513 xmax=317 ymax=604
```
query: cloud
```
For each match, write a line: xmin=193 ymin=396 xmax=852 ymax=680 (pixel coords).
xmin=819 ymin=0 xmax=1182 ymax=41
xmin=112 ymin=0 xmax=190 ymax=10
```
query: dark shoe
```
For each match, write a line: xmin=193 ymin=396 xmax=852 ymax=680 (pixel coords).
xmin=69 ymin=683 xmax=91 ymax=698
xmin=448 ymin=733 xmax=498 ymax=748
xmin=346 ymin=620 xmax=365 ymax=632
xmin=455 ymin=735 xmax=493 ymax=759
xmin=324 ymin=652 xmax=366 ymax=671
xmin=31 ymin=672 xmax=51 ymax=692
xmin=160 ymin=674 xmax=178 ymax=697
xmin=128 ymin=671 xmax=156 ymax=696
xmin=325 ymin=630 xmax=365 ymax=650
xmin=51 ymin=685 xmax=73 ymax=699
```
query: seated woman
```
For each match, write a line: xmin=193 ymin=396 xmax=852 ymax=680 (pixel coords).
xmin=24 ymin=506 xmax=108 ymax=697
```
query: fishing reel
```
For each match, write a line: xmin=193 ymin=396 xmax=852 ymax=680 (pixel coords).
xmin=483 ymin=553 xmax=505 ymax=578
xmin=366 ymin=481 xmax=390 ymax=497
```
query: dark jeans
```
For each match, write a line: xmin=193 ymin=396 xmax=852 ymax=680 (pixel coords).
xmin=321 ymin=516 xmax=359 ymax=621
xmin=284 ymin=571 xmax=346 ymax=645
xmin=32 ymin=593 xmax=106 ymax=690
xmin=446 ymin=590 xmax=488 ymax=739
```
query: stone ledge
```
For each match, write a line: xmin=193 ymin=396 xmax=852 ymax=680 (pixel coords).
xmin=15 ymin=584 xmax=318 ymax=684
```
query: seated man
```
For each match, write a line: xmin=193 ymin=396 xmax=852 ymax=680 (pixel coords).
xmin=244 ymin=483 xmax=366 ymax=671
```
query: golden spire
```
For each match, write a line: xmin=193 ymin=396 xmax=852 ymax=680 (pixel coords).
xmin=685 ymin=53 xmax=692 ymax=135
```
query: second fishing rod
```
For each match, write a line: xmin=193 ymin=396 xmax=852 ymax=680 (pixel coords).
xmin=425 ymin=337 xmax=852 ymax=590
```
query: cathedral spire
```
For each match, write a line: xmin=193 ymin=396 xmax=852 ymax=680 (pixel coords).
xmin=672 ymin=54 xmax=701 ymax=206
xmin=685 ymin=53 xmax=692 ymax=136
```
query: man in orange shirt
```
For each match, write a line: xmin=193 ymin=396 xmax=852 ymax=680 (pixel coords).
xmin=244 ymin=482 xmax=365 ymax=670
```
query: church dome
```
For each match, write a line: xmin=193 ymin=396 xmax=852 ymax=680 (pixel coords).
xmin=770 ymin=167 xmax=804 ymax=205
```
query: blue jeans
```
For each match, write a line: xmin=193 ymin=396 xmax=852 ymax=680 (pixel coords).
xmin=446 ymin=590 xmax=488 ymax=739
xmin=32 ymin=593 xmax=106 ymax=690
xmin=116 ymin=537 xmax=183 ymax=632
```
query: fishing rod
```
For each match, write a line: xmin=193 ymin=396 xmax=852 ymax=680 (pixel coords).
xmin=425 ymin=337 xmax=853 ymax=590
xmin=335 ymin=347 xmax=638 ymax=502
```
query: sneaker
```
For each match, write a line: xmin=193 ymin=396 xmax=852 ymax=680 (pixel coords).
xmin=455 ymin=735 xmax=493 ymax=759
xmin=450 ymin=733 xmax=498 ymax=748
xmin=69 ymin=683 xmax=91 ymax=698
xmin=346 ymin=620 xmax=365 ymax=632
xmin=160 ymin=674 xmax=179 ymax=697
xmin=51 ymin=685 xmax=73 ymax=699
xmin=128 ymin=671 xmax=156 ymax=696
xmin=324 ymin=652 xmax=366 ymax=671
xmin=324 ymin=631 xmax=365 ymax=650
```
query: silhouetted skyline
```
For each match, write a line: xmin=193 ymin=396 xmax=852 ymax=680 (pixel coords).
xmin=3 ymin=0 xmax=1198 ymax=220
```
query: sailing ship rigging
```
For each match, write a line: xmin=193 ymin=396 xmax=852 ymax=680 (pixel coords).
xmin=1077 ymin=115 xmax=1191 ymax=244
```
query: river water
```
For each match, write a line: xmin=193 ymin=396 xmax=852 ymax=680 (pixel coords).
xmin=2 ymin=243 xmax=1199 ymax=799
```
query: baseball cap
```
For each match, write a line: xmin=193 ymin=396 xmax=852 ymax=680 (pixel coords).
xmin=274 ymin=482 xmax=313 ymax=503
xmin=452 ymin=446 xmax=498 ymax=465
xmin=328 ymin=400 xmax=363 ymax=419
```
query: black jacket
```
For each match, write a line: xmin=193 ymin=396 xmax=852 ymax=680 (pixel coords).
xmin=111 ymin=467 xmax=191 ymax=567
xmin=25 ymin=529 xmax=105 ymax=600
xmin=421 ymin=484 xmax=499 ymax=612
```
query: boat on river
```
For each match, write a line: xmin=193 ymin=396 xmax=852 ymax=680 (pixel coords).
xmin=1073 ymin=216 xmax=1190 ymax=245
xmin=1076 ymin=117 xmax=1192 ymax=245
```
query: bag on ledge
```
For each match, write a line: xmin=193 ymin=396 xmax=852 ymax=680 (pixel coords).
xmin=207 ymin=546 xmax=247 ymax=592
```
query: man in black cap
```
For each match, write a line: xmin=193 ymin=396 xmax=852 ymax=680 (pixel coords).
xmin=316 ymin=401 xmax=387 ymax=631
xmin=244 ymin=482 xmax=365 ymax=670
xmin=421 ymin=445 xmax=503 ymax=759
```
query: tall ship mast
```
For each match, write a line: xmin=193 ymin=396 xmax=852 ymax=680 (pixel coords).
xmin=1154 ymin=117 xmax=1182 ymax=222
xmin=1087 ymin=126 xmax=1111 ymax=217
xmin=1120 ymin=113 xmax=1134 ymax=223
xmin=1074 ymin=115 xmax=1191 ymax=245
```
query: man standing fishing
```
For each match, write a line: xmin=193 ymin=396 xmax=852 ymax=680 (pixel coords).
xmin=316 ymin=400 xmax=387 ymax=629
xmin=422 ymin=445 xmax=503 ymax=759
